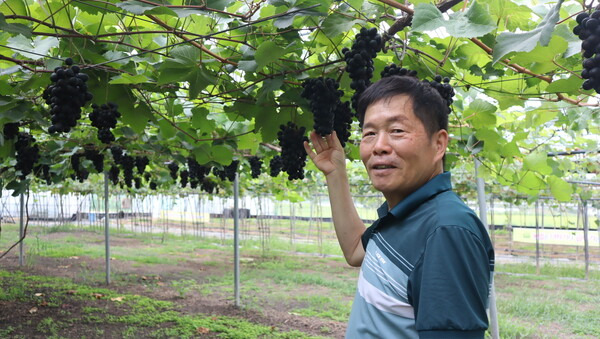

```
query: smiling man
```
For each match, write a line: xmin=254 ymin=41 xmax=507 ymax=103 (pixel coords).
xmin=304 ymin=75 xmax=494 ymax=338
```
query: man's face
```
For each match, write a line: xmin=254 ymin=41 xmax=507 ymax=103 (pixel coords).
xmin=359 ymin=94 xmax=447 ymax=209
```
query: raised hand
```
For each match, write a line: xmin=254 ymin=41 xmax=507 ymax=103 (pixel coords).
xmin=303 ymin=130 xmax=346 ymax=177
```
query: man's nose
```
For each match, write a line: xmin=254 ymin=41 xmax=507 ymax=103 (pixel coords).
xmin=373 ymin=133 xmax=391 ymax=155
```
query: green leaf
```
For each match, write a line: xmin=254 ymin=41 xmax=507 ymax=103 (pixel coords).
xmin=254 ymin=41 xmax=286 ymax=70
xmin=412 ymin=1 xmax=496 ymax=38
xmin=492 ymin=0 xmax=565 ymax=63
xmin=547 ymin=175 xmax=573 ymax=201
xmin=157 ymin=118 xmax=176 ymax=140
xmin=238 ymin=60 xmax=258 ymax=72
xmin=516 ymin=171 xmax=544 ymax=196
xmin=256 ymin=76 xmax=284 ymax=104
xmin=116 ymin=1 xmax=176 ymax=16
xmin=545 ymin=76 xmax=583 ymax=93
xmin=192 ymin=144 xmax=211 ymax=164
xmin=465 ymin=99 xmax=497 ymax=128
xmin=191 ymin=107 xmax=215 ymax=135
xmin=187 ymin=68 xmax=217 ymax=99
xmin=321 ymin=14 xmax=360 ymax=38
xmin=210 ymin=145 xmax=233 ymax=165
xmin=237 ymin=132 xmax=261 ymax=153
xmin=124 ymin=102 xmax=152 ymax=135
xmin=0 ymin=13 xmax=32 ymax=38
xmin=7 ymin=36 xmax=59 ymax=60
xmin=108 ymin=74 xmax=150 ymax=85
xmin=523 ymin=151 xmax=552 ymax=175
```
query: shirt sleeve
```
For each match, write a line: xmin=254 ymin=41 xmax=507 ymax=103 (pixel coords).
xmin=408 ymin=225 xmax=491 ymax=339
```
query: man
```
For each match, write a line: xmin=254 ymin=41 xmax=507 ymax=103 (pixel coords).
xmin=304 ymin=75 xmax=494 ymax=338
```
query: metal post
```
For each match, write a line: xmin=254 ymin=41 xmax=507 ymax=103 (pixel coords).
xmin=233 ymin=172 xmax=240 ymax=307
xmin=474 ymin=158 xmax=499 ymax=339
xmin=583 ymin=199 xmax=589 ymax=280
xmin=535 ymin=200 xmax=540 ymax=274
xmin=18 ymin=193 xmax=25 ymax=266
xmin=104 ymin=172 xmax=111 ymax=285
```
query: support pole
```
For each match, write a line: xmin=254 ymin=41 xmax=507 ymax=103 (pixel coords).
xmin=104 ymin=172 xmax=111 ymax=285
xmin=475 ymin=158 xmax=499 ymax=339
xmin=583 ymin=199 xmax=589 ymax=280
xmin=535 ymin=200 xmax=540 ymax=274
xmin=233 ymin=172 xmax=240 ymax=307
xmin=18 ymin=193 xmax=25 ymax=266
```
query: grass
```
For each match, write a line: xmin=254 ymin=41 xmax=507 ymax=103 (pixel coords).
xmin=1 ymin=221 xmax=599 ymax=338
xmin=0 ymin=270 xmax=328 ymax=339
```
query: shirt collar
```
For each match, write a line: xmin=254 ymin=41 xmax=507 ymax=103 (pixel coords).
xmin=376 ymin=171 xmax=453 ymax=220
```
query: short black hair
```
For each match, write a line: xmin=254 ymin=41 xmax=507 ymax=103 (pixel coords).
xmin=356 ymin=76 xmax=449 ymax=137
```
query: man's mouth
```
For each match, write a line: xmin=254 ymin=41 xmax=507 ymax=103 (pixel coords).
xmin=372 ymin=165 xmax=395 ymax=169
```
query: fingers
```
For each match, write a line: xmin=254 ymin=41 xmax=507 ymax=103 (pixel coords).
xmin=303 ymin=140 xmax=316 ymax=160
xmin=327 ymin=131 xmax=343 ymax=150
xmin=310 ymin=130 xmax=328 ymax=153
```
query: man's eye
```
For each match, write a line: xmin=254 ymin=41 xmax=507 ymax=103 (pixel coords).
xmin=391 ymin=129 xmax=404 ymax=133
xmin=362 ymin=132 xmax=375 ymax=138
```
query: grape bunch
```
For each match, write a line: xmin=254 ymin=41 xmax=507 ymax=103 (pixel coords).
xmin=108 ymin=166 xmax=120 ymax=185
xmin=269 ymin=155 xmax=283 ymax=177
xmin=42 ymin=58 xmax=93 ymax=133
xmin=426 ymin=75 xmax=455 ymax=108
xmin=180 ymin=169 xmax=189 ymax=188
xmin=380 ymin=65 xmax=455 ymax=110
xmin=248 ymin=156 xmax=263 ymax=178
xmin=342 ymin=27 xmax=383 ymax=113
xmin=15 ymin=133 xmax=40 ymax=180
xmin=34 ymin=164 xmax=52 ymax=185
xmin=135 ymin=156 xmax=149 ymax=175
xmin=84 ymin=149 xmax=104 ymax=173
xmin=573 ymin=10 xmax=600 ymax=93
xmin=213 ymin=160 xmax=239 ymax=182
xmin=119 ymin=155 xmax=135 ymax=188
xmin=201 ymin=178 xmax=217 ymax=194
xmin=380 ymin=64 xmax=418 ymax=78
xmin=89 ymin=102 xmax=121 ymax=144
xmin=3 ymin=122 xmax=19 ymax=140
xmin=333 ymin=100 xmax=353 ymax=147
xmin=301 ymin=77 xmax=343 ymax=136
xmin=70 ymin=153 xmax=89 ymax=182
xmin=188 ymin=157 xmax=211 ymax=186
xmin=168 ymin=162 xmax=179 ymax=180
xmin=277 ymin=122 xmax=308 ymax=180
xmin=110 ymin=146 xmax=123 ymax=163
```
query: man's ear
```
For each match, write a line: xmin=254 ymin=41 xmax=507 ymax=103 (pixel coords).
xmin=433 ymin=129 xmax=449 ymax=162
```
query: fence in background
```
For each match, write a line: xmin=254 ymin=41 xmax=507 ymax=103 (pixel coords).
xmin=1 ymin=190 xmax=599 ymax=264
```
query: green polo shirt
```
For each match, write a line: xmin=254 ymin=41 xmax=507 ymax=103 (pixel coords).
xmin=346 ymin=172 xmax=495 ymax=338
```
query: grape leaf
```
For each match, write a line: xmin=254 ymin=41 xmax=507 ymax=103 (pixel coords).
xmin=492 ymin=0 xmax=564 ymax=63
xmin=0 ymin=13 xmax=31 ymax=38
xmin=412 ymin=1 xmax=496 ymax=38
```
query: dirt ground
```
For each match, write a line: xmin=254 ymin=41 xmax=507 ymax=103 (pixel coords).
xmin=0 ymin=230 xmax=348 ymax=338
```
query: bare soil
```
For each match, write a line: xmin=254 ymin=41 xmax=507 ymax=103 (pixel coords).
xmin=0 ymin=230 xmax=348 ymax=338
